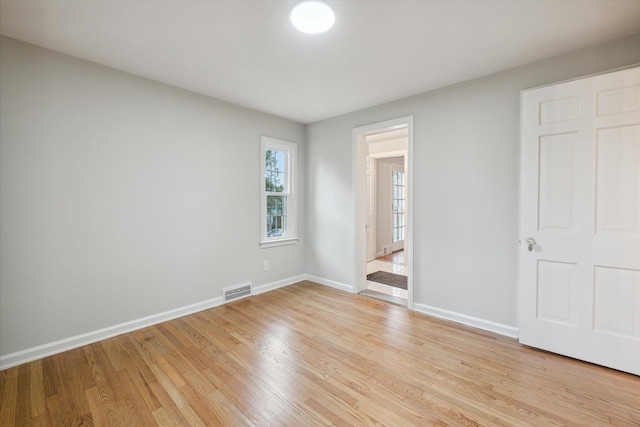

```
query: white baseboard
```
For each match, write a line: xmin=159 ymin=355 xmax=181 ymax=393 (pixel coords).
xmin=253 ymin=274 xmax=306 ymax=295
xmin=303 ymin=276 xmax=518 ymax=339
xmin=0 ymin=294 xmax=225 ymax=370
xmin=0 ymin=275 xmax=306 ymax=371
xmin=304 ymin=274 xmax=354 ymax=293
xmin=413 ymin=303 xmax=518 ymax=339
xmin=1 ymin=276 xmax=517 ymax=370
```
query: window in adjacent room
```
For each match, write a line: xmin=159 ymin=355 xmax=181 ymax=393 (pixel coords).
xmin=260 ymin=136 xmax=298 ymax=248
xmin=392 ymin=167 xmax=405 ymax=244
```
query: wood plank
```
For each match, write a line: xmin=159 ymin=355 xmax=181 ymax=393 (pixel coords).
xmin=29 ymin=360 xmax=45 ymax=418
xmin=40 ymin=357 xmax=58 ymax=399
xmin=0 ymin=368 xmax=18 ymax=426
xmin=85 ymin=386 xmax=111 ymax=427
xmin=82 ymin=345 xmax=127 ymax=426
xmin=15 ymin=364 xmax=31 ymax=423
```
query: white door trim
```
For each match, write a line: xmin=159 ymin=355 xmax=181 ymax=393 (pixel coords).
xmin=352 ymin=116 xmax=414 ymax=309
xmin=365 ymin=156 xmax=377 ymax=262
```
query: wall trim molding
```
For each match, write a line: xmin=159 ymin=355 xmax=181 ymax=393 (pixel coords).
xmin=0 ymin=275 xmax=305 ymax=371
xmin=252 ymin=274 xmax=306 ymax=296
xmin=307 ymin=277 xmax=518 ymax=339
xmin=1 ymin=275 xmax=518 ymax=370
xmin=413 ymin=303 xmax=519 ymax=339
xmin=304 ymin=274 xmax=353 ymax=293
xmin=0 ymin=295 xmax=223 ymax=370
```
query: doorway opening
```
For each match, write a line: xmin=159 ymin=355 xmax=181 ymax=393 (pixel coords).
xmin=353 ymin=116 xmax=413 ymax=308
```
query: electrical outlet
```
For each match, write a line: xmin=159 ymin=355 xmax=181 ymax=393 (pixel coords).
xmin=263 ymin=261 xmax=270 ymax=271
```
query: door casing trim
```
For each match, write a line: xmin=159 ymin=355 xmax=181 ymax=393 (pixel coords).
xmin=352 ymin=116 xmax=414 ymax=309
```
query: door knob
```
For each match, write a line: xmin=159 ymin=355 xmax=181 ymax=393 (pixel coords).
xmin=526 ymin=237 xmax=536 ymax=252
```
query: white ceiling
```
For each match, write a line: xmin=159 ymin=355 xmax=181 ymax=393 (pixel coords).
xmin=1 ymin=0 xmax=639 ymax=124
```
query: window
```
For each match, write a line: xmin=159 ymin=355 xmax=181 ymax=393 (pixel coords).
xmin=392 ymin=167 xmax=405 ymax=243
xmin=260 ymin=136 xmax=297 ymax=248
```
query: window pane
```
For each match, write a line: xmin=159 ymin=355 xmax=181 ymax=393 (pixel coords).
xmin=265 ymin=150 xmax=286 ymax=192
xmin=266 ymin=195 xmax=287 ymax=238
xmin=392 ymin=169 xmax=405 ymax=243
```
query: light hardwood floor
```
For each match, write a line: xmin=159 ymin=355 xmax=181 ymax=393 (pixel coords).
xmin=377 ymin=250 xmax=405 ymax=265
xmin=1 ymin=281 xmax=639 ymax=426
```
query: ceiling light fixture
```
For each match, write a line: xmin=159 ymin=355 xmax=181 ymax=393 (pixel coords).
xmin=290 ymin=1 xmax=335 ymax=34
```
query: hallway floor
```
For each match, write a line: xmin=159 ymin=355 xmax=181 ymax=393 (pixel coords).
xmin=365 ymin=250 xmax=407 ymax=301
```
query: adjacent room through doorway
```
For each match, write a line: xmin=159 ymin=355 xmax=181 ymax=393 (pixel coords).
xmin=356 ymin=122 xmax=411 ymax=306
xmin=365 ymin=249 xmax=407 ymax=304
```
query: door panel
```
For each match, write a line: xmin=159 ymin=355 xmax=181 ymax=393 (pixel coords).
xmin=520 ymin=66 xmax=640 ymax=376
xmin=596 ymin=126 xmax=640 ymax=234
xmin=536 ymin=260 xmax=577 ymax=325
xmin=538 ymin=132 xmax=578 ymax=231
xmin=593 ymin=267 xmax=639 ymax=337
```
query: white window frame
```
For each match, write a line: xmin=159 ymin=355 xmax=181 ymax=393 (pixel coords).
xmin=391 ymin=163 xmax=405 ymax=247
xmin=260 ymin=136 xmax=298 ymax=249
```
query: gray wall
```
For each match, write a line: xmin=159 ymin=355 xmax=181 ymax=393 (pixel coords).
xmin=306 ymin=32 xmax=640 ymax=328
xmin=2 ymin=31 xmax=640 ymax=360
xmin=0 ymin=36 xmax=306 ymax=356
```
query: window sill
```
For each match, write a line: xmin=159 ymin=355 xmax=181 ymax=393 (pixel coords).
xmin=260 ymin=237 xmax=299 ymax=249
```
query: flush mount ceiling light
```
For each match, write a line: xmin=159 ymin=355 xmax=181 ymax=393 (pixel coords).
xmin=290 ymin=1 xmax=335 ymax=34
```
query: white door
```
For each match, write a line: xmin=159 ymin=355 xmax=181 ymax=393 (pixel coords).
xmin=365 ymin=156 xmax=376 ymax=262
xmin=519 ymin=66 xmax=640 ymax=376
